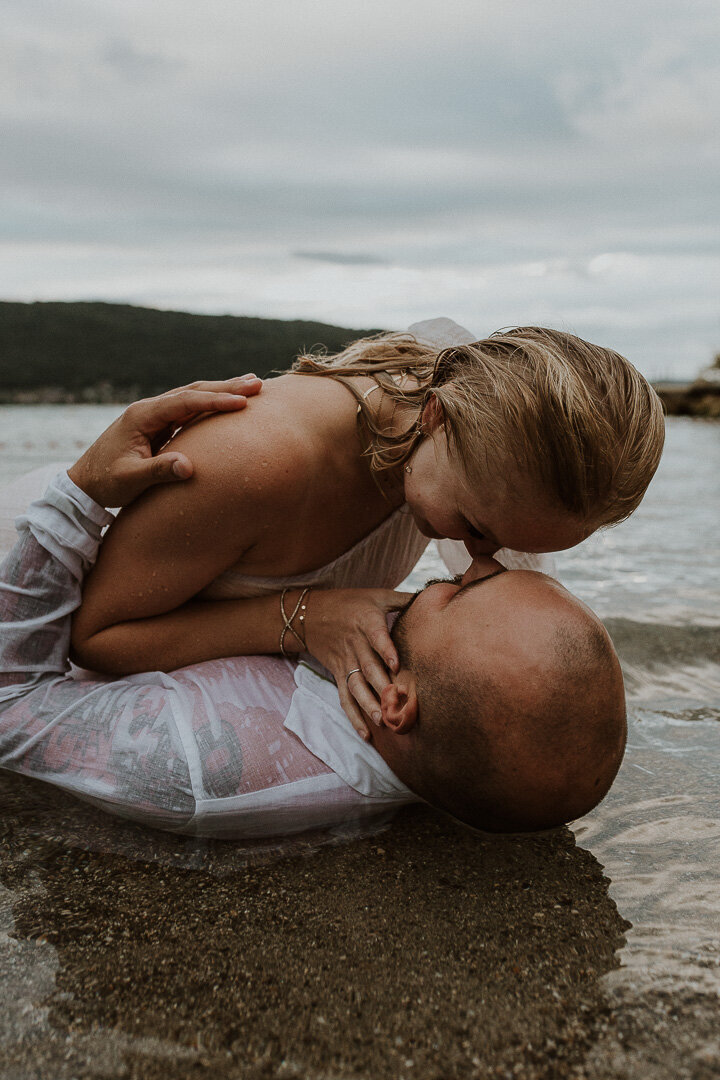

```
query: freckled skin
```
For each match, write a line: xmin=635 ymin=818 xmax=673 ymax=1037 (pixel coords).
xmin=72 ymin=373 xmax=587 ymax=678
xmin=404 ymin=415 xmax=588 ymax=558
xmin=72 ymin=375 xmax=406 ymax=671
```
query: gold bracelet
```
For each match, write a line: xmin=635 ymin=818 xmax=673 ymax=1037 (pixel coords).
xmin=281 ymin=587 xmax=311 ymax=655
xmin=295 ymin=587 xmax=311 ymax=649
xmin=279 ymin=587 xmax=312 ymax=658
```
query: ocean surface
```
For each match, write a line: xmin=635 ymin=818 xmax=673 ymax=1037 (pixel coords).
xmin=0 ymin=406 xmax=718 ymax=1044
xmin=414 ymin=417 xmax=720 ymax=1000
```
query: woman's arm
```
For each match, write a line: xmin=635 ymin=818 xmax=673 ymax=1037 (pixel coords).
xmin=72 ymin=589 xmax=300 ymax=675
xmin=69 ymin=393 xmax=410 ymax=735
xmin=70 ymin=409 xmax=295 ymax=674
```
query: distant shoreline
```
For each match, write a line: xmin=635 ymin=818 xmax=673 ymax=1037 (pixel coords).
xmin=2 ymin=380 xmax=720 ymax=417
xmin=0 ymin=384 xmax=144 ymax=406
xmin=1 ymin=299 xmax=718 ymax=415
xmin=652 ymin=382 xmax=720 ymax=418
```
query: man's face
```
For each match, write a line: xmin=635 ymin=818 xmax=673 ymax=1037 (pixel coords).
xmin=391 ymin=558 xmax=567 ymax=699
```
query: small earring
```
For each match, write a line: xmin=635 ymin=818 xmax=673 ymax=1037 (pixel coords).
xmin=405 ymin=465 xmax=412 ymax=474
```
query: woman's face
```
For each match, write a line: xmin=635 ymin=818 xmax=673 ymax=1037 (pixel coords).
xmin=403 ymin=426 xmax=588 ymax=557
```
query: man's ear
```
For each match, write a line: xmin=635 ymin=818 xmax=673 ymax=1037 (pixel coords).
xmin=380 ymin=679 xmax=418 ymax=733
xmin=420 ymin=394 xmax=444 ymax=435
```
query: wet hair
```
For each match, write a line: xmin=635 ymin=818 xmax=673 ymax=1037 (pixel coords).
xmin=292 ymin=327 xmax=665 ymax=529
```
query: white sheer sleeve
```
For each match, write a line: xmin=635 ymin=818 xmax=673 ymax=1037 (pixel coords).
xmin=0 ymin=473 xmax=198 ymax=828
xmin=407 ymin=317 xmax=477 ymax=348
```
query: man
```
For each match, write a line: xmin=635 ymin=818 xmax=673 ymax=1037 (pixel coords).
xmin=0 ymin=385 xmax=626 ymax=838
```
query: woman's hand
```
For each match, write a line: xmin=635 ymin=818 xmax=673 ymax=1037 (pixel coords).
xmin=303 ymin=588 xmax=413 ymax=739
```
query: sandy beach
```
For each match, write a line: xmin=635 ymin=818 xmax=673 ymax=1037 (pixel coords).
xmin=4 ymin=0 xmax=720 ymax=1070
xmin=0 ymin=411 xmax=718 ymax=1079
xmin=0 ymin=780 xmax=717 ymax=1080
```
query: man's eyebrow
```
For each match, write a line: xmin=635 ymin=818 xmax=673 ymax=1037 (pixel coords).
xmin=448 ymin=566 xmax=508 ymax=605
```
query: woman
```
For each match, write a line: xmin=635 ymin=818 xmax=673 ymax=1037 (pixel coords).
xmin=69 ymin=318 xmax=664 ymax=734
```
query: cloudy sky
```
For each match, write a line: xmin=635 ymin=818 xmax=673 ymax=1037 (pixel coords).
xmin=3 ymin=0 xmax=719 ymax=378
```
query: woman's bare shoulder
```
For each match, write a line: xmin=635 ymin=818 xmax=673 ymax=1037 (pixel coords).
xmin=82 ymin=387 xmax=314 ymax=594
xmin=105 ymin=374 xmax=355 ymax=546
xmin=162 ymin=379 xmax=317 ymax=502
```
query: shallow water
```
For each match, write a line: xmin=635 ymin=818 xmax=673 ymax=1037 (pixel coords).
xmin=409 ymin=417 xmax=720 ymax=1004
xmin=0 ymin=407 xmax=718 ymax=1074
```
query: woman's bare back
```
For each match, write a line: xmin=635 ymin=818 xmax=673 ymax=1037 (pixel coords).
xmin=72 ymin=373 xmax=403 ymax=659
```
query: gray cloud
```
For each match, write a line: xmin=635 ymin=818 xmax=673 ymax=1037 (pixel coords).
xmin=294 ymin=251 xmax=388 ymax=266
xmin=101 ymin=37 xmax=183 ymax=79
xmin=1 ymin=0 xmax=718 ymax=377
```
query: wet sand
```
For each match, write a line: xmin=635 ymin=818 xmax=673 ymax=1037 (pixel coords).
xmin=1 ymin=416 xmax=720 ymax=1078
xmin=1 ymin=776 xmax=717 ymax=1080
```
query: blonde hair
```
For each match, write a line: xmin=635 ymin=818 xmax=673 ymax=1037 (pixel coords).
xmin=292 ymin=327 xmax=665 ymax=528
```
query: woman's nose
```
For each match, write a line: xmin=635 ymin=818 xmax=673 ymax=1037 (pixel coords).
xmin=460 ymin=555 xmax=505 ymax=586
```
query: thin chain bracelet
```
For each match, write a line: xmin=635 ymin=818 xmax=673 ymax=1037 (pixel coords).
xmin=295 ymin=587 xmax=311 ymax=648
xmin=279 ymin=587 xmax=312 ymax=658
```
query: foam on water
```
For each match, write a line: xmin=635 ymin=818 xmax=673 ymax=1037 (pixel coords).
xmin=576 ymin=711 xmax=720 ymax=997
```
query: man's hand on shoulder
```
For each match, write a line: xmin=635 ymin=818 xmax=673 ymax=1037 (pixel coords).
xmin=67 ymin=376 xmax=262 ymax=508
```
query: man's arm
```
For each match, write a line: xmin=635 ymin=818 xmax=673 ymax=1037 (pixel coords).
xmin=1 ymin=377 xmax=263 ymax=696
xmin=0 ymin=469 xmax=202 ymax=825
xmin=0 ymin=381 xmax=262 ymax=825
xmin=0 ymin=473 xmax=113 ymax=695
xmin=0 ymin=463 xmax=373 ymax=838
xmin=0 ymin=388 xmax=413 ymax=836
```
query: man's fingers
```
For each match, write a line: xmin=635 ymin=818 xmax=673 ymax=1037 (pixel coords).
xmin=147 ymin=387 xmax=258 ymax=421
xmin=68 ymin=377 xmax=264 ymax=506
xmin=170 ymin=375 xmax=260 ymax=394
xmin=164 ymin=454 xmax=193 ymax=480
xmin=129 ymin=387 xmax=257 ymax=434
xmin=135 ymin=452 xmax=194 ymax=493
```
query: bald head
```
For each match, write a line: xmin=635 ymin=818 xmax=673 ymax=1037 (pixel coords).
xmin=381 ymin=570 xmax=626 ymax=833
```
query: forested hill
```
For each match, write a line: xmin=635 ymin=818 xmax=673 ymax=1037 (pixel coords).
xmin=0 ymin=301 xmax=380 ymax=402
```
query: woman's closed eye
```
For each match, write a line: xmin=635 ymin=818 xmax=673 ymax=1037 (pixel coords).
xmin=463 ymin=518 xmax=486 ymax=541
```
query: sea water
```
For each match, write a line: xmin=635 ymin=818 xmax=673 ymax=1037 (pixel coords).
xmin=0 ymin=406 xmax=718 ymax=1003
xmin=411 ymin=417 xmax=720 ymax=1002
